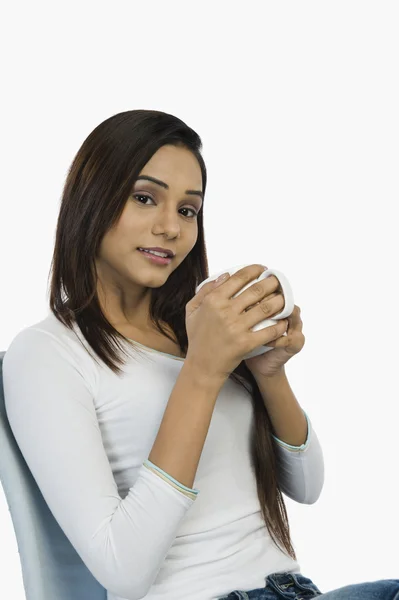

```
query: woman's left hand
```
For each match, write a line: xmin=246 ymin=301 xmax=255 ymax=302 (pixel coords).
xmin=244 ymin=303 xmax=305 ymax=378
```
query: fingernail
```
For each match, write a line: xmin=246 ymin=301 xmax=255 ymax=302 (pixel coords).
xmin=215 ymin=272 xmax=230 ymax=283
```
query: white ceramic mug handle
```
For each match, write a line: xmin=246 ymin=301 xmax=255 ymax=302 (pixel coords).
xmin=233 ymin=267 xmax=295 ymax=359
xmin=254 ymin=268 xmax=295 ymax=322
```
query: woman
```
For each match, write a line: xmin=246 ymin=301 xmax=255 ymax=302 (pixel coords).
xmin=3 ymin=109 xmax=398 ymax=599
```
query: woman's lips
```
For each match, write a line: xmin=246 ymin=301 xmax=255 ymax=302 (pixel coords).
xmin=137 ymin=248 xmax=172 ymax=265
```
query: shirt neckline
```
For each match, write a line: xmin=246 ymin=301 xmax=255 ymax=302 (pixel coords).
xmin=127 ymin=338 xmax=186 ymax=362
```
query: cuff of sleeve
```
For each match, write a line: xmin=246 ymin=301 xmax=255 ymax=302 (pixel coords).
xmin=143 ymin=459 xmax=200 ymax=498
xmin=271 ymin=409 xmax=311 ymax=452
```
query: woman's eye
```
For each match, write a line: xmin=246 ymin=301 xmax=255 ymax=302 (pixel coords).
xmin=133 ymin=194 xmax=154 ymax=206
xmin=133 ymin=194 xmax=198 ymax=219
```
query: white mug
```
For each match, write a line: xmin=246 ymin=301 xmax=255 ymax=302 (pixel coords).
xmin=195 ymin=264 xmax=295 ymax=359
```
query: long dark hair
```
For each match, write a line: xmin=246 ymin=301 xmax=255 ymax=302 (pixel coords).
xmin=48 ymin=109 xmax=297 ymax=561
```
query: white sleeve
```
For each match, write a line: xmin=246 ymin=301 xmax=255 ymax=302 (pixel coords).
xmin=2 ymin=328 xmax=196 ymax=600
xmin=272 ymin=412 xmax=325 ymax=504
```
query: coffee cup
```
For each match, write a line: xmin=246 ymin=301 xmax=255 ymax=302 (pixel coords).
xmin=195 ymin=265 xmax=295 ymax=359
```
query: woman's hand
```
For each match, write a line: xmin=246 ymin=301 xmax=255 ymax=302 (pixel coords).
xmin=244 ymin=304 xmax=305 ymax=379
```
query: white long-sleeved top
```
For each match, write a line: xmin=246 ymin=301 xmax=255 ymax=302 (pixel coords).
xmin=2 ymin=312 xmax=324 ymax=600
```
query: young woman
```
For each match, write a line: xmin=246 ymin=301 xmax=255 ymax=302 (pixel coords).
xmin=3 ymin=110 xmax=398 ymax=600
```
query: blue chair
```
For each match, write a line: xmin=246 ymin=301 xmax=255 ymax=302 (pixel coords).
xmin=0 ymin=350 xmax=107 ymax=600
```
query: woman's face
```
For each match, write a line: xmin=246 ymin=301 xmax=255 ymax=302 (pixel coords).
xmin=95 ymin=144 xmax=203 ymax=317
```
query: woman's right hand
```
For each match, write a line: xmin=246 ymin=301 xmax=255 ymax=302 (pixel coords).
xmin=185 ymin=264 xmax=289 ymax=381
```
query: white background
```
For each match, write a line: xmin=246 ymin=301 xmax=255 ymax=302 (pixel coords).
xmin=1 ymin=1 xmax=398 ymax=597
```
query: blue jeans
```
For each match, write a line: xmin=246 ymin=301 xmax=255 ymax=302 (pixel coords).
xmin=217 ymin=571 xmax=399 ymax=599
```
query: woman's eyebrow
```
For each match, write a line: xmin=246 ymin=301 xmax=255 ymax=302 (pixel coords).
xmin=136 ymin=175 xmax=203 ymax=200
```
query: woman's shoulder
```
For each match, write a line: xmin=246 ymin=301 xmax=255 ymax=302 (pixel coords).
xmin=4 ymin=311 xmax=98 ymax=378
xmin=6 ymin=311 xmax=83 ymax=351
xmin=3 ymin=313 xmax=99 ymax=395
